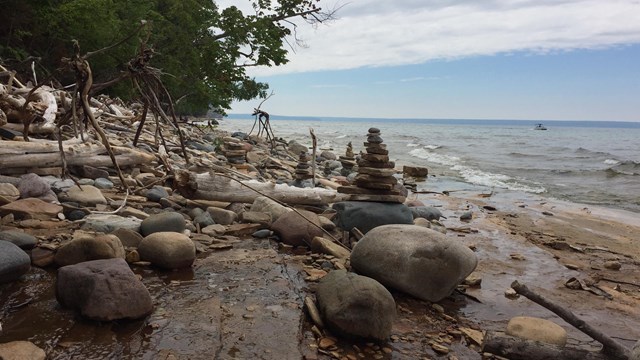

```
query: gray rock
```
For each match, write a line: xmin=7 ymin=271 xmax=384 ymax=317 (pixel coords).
xmin=250 ymin=196 xmax=292 ymax=222
xmin=326 ymin=160 xmax=342 ymax=170
xmin=0 ymin=240 xmax=31 ymax=283
xmin=146 ymin=186 xmax=169 ymax=202
xmin=72 ymin=165 xmax=110 ymax=180
xmin=48 ymin=178 xmax=76 ymax=193
xmin=77 ymin=178 xmax=94 ymax=186
xmin=271 ymin=210 xmax=323 ymax=247
xmin=194 ymin=212 xmax=216 ymax=227
xmin=56 ymin=258 xmax=153 ymax=321
xmin=138 ymin=232 xmax=196 ymax=269
xmin=206 ymin=207 xmax=237 ymax=225
xmin=240 ymin=211 xmax=271 ymax=226
xmin=189 ymin=207 xmax=205 ymax=219
xmin=81 ymin=214 xmax=142 ymax=233
xmin=288 ymin=141 xmax=308 ymax=155
xmin=93 ymin=178 xmax=114 ymax=189
xmin=64 ymin=185 xmax=107 ymax=206
xmin=252 ymin=229 xmax=272 ymax=238
xmin=0 ymin=230 xmax=37 ymax=249
xmin=350 ymin=224 xmax=477 ymax=302
xmin=140 ymin=211 xmax=186 ymax=236
xmin=459 ymin=211 xmax=473 ymax=221
xmin=320 ymin=150 xmax=337 ymax=161
xmin=111 ymin=228 xmax=144 ymax=248
xmin=316 ymin=270 xmax=396 ymax=340
xmin=68 ymin=209 xmax=87 ymax=221
xmin=18 ymin=173 xmax=51 ymax=199
xmin=410 ymin=206 xmax=444 ymax=221
xmin=186 ymin=140 xmax=215 ymax=152
xmin=54 ymin=234 xmax=126 ymax=266
xmin=333 ymin=201 xmax=413 ymax=234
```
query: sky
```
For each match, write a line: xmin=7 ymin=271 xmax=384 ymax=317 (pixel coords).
xmin=222 ymin=0 xmax=640 ymax=121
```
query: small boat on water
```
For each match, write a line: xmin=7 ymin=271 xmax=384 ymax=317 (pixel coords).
xmin=534 ymin=123 xmax=547 ymax=130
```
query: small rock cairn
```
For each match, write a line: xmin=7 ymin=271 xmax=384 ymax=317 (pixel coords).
xmin=223 ymin=137 xmax=247 ymax=166
xmin=338 ymin=142 xmax=357 ymax=176
xmin=294 ymin=151 xmax=313 ymax=181
xmin=337 ymin=128 xmax=405 ymax=203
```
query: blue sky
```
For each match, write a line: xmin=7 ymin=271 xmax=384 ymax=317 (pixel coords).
xmin=222 ymin=0 xmax=640 ymax=121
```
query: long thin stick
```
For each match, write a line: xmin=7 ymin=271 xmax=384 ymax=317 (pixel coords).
xmin=511 ymin=281 xmax=629 ymax=359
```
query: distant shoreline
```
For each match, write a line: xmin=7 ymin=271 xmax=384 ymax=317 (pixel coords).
xmin=223 ymin=114 xmax=640 ymax=128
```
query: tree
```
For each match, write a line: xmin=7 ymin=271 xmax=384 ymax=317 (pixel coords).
xmin=0 ymin=0 xmax=336 ymax=115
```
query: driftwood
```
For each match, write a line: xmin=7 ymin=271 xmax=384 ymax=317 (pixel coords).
xmin=510 ymin=281 xmax=630 ymax=359
xmin=482 ymin=331 xmax=614 ymax=360
xmin=175 ymin=171 xmax=349 ymax=205
xmin=0 ymin=140 xmax=155 ymax=171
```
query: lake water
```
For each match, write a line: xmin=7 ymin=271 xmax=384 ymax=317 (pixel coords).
xmin=217 ymin=117 xmax=640 ymax=213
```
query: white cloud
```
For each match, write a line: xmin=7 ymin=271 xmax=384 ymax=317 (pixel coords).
xmin=235 ymin=0 xmax=640 ymax=77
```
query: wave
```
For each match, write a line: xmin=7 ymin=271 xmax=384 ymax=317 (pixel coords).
xmin=604 ymin=159 xmax=620 ymax=165
xmin=407 ymin=143 xmax=420 ymax=147
xmin=508 ymin=152 xmax=547 ymax=159
xmin=607 ymin=160 xmax=640 ymax=176
xmin=452 ymin=165 xmax=546 ymax=193
xmin=575 ymin=147 xmax=611 ymax=157
xmin=408 ymin=148 xmax=459 ymax=166
xmin=409 ymin=147 xmax=545 ymax=193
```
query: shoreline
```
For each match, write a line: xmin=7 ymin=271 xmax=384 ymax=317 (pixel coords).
xmin=1 ymin=118 xmax=639 ymax=358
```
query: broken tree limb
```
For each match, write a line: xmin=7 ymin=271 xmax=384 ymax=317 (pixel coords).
xmin=511 ymin=280 xmax=630 ymax=359
xmin=482 ymin=331 xmax=615 ymax=360
xmin=175 ymin=170 xmax=349 ymax=205
xmin=0 ymin=140 xmax=155 ymax=170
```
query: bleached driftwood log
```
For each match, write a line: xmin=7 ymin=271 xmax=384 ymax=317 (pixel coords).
xmin=176 ymin=170 xmax=349 ymax=205
xmin=0 ymin=87 xmax=58 ymax=134
xmin=0 ymin=140 xmax=155 ymax=170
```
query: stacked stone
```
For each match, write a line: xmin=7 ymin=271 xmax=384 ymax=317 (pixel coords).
xmin=295 ymin=152 xmax=313 ymax=181
xmin=337 ymin=128 xmax=405 ymax=203
xmin=223 ymin=137 xmax=247 ymax=165
xmin=338 ymin=142 xmax=357 ymax=176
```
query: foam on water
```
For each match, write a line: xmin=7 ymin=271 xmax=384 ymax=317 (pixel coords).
xmin=409 ymin=148 xmax=460 ymax=166
xmin=604 ymin=159 xmax=620 ymax=165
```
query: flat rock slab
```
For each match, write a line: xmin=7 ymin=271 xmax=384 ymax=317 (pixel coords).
xmin=0 ymin=198 xmax=62 ymax=220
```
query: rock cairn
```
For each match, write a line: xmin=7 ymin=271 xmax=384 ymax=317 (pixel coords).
xmin=337 ymin=128 xmax=405 ymax=203
xmin=294 ymin=151 xmax=313 ymax=181
xmin=223 ymin=137 xmax=247 ymax=166
xmin=338 ymin=142 xmax=357 ymax=176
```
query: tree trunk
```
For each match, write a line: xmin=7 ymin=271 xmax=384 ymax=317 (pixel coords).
xmin=0 ymin=140 xmax=155 ymax=171
xmin=175 ymin=171 xmax=349 ymax=205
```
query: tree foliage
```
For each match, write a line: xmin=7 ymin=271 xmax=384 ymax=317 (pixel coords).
xmin=0 ymin=0 xmax=333 ymax=115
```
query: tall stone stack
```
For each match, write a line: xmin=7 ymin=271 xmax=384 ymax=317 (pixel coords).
xmin=294 ymin=151 xmax=313 ymax=181
xmin=337 ymin=128 xmax=405 ymax=203
xmin=223 ymin=137 xmax=247 ymax=166
xmin=338 ymin=142 xmax=357 ymax=176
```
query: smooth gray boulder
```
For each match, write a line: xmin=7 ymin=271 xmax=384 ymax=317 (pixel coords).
xmin=54 ymin=234 xmax=125 ymax=267
xmin=146 ymin=186 xmax=169 ymax=202
xmin=0 ymin=230 xmax=37 ymax=249
xmin=0 ymin=240 xmax=31 ymax=283
xmin=332 ymin=201 xmax=413 ymax=234
xmin=410 ymin=206 xmax=444 ymax=221
xmin=206 ymin=207 xmax=237 ymax=225
xmin=316 ymin=270 xmax=396 ymax=340
xmin=350 ymin=224 xmax=477 ymax=302
xmin=139 ymin=211 xmax=186 ymax=236
xmin=56 ymin=258 xmax=153 ymax=321
xmin=138 ymin=232 xmax=195 ymax=269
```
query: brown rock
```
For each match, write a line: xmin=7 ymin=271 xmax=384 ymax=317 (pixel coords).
xmin=403 ymin=165 xmax=429 ymax=178
xmin=361 ymin=153 xmax=389 ymax=163
xmin=354 ymin=174 xmax=398 ymax=185
xmin=357 ymin=159 xmax=395 ymax=169
xmin=357 ymin=167 xmax=397 ymax=177
xmin=0 ymin=341 xmax=46 ymax=360
xmin=223 ymin=223 xmax=263 ymax=236
xmin=31 ymin=247 xmax=55 ymax=267
xmin=0 ymin=198 xmax=63 ymax=220
xmin=271 ymin=210 xmax=323 ymax=247
xmin=311 ymin=236 xmax=350 ymax=259
xmin=506 ymin=316 xmax=567 ymax=346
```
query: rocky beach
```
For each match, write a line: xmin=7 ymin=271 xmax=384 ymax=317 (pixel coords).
xmin=1 ymin=92 xmax=640 ymax=359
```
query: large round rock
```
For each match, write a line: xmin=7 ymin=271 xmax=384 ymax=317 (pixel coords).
xmin=271 ymin=209 xmax=323 ymax=247
xmin=54 ymin=234 xmax=125 ymax=267
xmin=138 ymin=232 xmax=195 ymax=269
xmin=0 ymin=230 xmax=37 ymax=249
xmin=140 ymin=211 xmax=186 ymax=236
xmin=0 ymin=240 xmax=31 ymax=283
xmin=332 ymin=201 xmax=413 ymax=234
xmin=56 ymin=258 xmax=153 ymax=321
xmin=350 ymin=224 xmax=477 ymax=302
xmin=316 ymin=270 xmax=396 ymax=340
